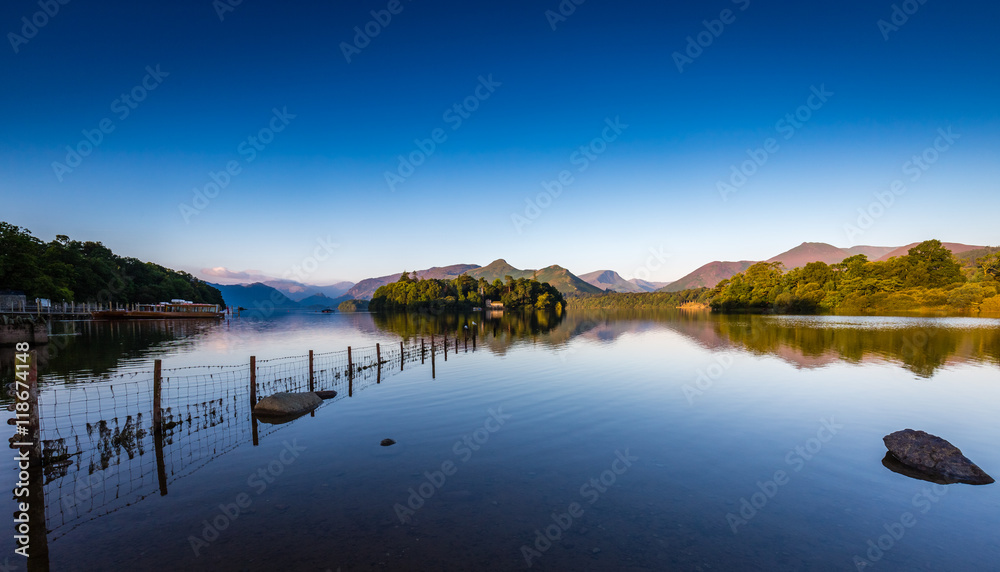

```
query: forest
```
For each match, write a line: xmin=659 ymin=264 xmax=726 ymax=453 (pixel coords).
xmin=708 ymin=240 xmax=1000 ymax=315
xmin=0 ymin=222 xmax=224 ymax=305
xmin=368 ymin=272 xmax=566 ymax=313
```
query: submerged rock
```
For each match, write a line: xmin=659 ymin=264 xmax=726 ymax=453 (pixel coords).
xmin=314 ymin=390 xmax=338 ymax=399
xmin=254 ymin=391 xmax=322 ymax=418
xmin=883 ymin=429 xmax=994 ymax=485
xmin=380 ymin=438 xmax=396 ymax=447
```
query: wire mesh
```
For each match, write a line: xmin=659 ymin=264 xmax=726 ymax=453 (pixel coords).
xmin=33 ymin=336 xmax=463 ymax=541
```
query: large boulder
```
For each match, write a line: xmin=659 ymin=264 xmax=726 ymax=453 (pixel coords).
xmin=883 ymin=429 xmax=994 ymax=485
xmin=254 ymin=392 xmax=322 ymax=418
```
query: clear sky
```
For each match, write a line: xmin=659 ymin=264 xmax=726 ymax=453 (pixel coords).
xmin=2 ymin=0 xmax=998 ymax=285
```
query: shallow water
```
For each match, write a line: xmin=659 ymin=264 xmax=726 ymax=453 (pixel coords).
xmin=2 ymin=311 xmax=999 ymax=570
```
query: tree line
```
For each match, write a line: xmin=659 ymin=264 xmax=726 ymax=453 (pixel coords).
xmin=0 ymin=222 xmax=224 ymax=305
xmin=709 ymin=240 xmax=999 ymax=314
xmin=369 ymin=272 xmax=566 ymax=313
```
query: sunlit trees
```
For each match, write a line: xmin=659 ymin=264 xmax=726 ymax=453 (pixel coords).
xmin=369 ymin=274 xmax=565 ymax=313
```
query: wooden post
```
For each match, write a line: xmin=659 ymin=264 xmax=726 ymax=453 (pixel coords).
xmin=400 ymin=340 xmax=404 ymax=371
xmin=431 ymin=336 xmax=436 ymax=379
xmin=249 ymin=356 xmax=257 ymax=409
xmin=421 ymin=338 xmax=425 ymax=364
xmin=22 ymin=350 xmax=51 ymax=570
xmin=153 ymin=360 xmax=163 ymax=432
xmin=444 ymin=333 xmax=448 ymax=360
xmin=152 ymin=359 xmax=167 ymax=496
xmin=376 ymin=343 xmax=382 ymax=384
xmin=348 ymin=346 xmax=353 ymax=397
xmin=308 ymin=350 xmax=315 ymax=392
xmin=472 ymin=331 xmax=476 ymax=351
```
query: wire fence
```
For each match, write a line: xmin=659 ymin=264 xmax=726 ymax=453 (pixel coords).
xmin=32 ymin=333 xmax=473 ymax=541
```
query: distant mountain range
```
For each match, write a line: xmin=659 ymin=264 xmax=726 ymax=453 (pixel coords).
xmin=662 ymin=241 xmax=987 ymax=292
xmin=205 ymin=241 xmax=991 ymax=308
xmin=578 ymin=270 xmax=670 ymax=293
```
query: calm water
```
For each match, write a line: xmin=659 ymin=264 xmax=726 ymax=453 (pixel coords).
xmin=2 ymin=310 xmax=999 ymax=571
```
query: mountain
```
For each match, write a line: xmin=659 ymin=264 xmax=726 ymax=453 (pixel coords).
xmin=532 ymin=265 xmax=604 ymax=295
xmin=464 ymin=260 xmax=602 ymax=296
xmin=343 ymin=264 xmax=481 ymax=299
xmin=263 ymin=280 xmax=354 ymax=302
xmin=297 ymin=292 xmax=341 ymax=310
xmin=208 ymin=282 xmax=299 ymax=309
xmin=579 ymin=270 xmax=646 ymax=293
xmin=463 ymin=259 xmax=522 ymax=283
xmin=629 ymin=278 xmax=672 ymax=292
xmin=662 ymin=261 xmax=755 ymax=292
xmin=766 ymin=242 xmax=898 ymax=269
xmin=875 ymin=242 xmax=985 ymax=262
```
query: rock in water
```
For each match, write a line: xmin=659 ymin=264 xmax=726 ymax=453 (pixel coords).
xmin=883 ymin=429 xmax=994 ymax=485
xmin=380 ymin=438 xmax=396 ymax=447
xmin=254 ymin=392 xmax=323 ymax=417
xmin=315 ymin=390 xmax=337 ymax=399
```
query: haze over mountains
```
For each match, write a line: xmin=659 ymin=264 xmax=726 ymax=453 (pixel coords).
xmin=207 ymin=241 xmax=988 ymax=309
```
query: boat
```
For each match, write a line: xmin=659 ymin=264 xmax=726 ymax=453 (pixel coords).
xmin=92 ymin=300 xmax=225 ymax=320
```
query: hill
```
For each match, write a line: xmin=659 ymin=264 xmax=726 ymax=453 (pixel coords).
xmin=579 ymin=270 xmax=646 ymax=293
xmin=663 ymin=261 xmax=755 ymax=292
xmin=629 ymin=278 xmax=672 ymax=292
xmin=876 ymin=242 xmax=984 ymax=261
xmin=263 ymin=279 xmax=354 ymax=302
xmin=297 ymin=292 xmax=341 ymax=310
xmin=343 ymin=264 xmax=480 ymax=299
xmin=465 ymin=260 xmax=601 ymax=296
xmin=208 ymin=282 xmax=299 ymax=310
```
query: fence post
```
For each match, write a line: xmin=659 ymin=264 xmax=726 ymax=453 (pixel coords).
xmin=23 ymin=349 xmax=51 ymax=569
xmin=347 ymin=346 xmax=354 ymax=397
xmin=400 ymin=340 xmax=404 ymax=371
xmin=153 ymin=360 xmax=163 ymax=432
xmin=421 ymin=338 xmax=425 ymax=364
xmin=308 ymin=350 xmax=314 ymax=392
xmin=152 ymin=359 xmax=168 ymax=496
xmin=376 ymin=343 xmax=382 ymax=384
xmin=250 ymin=356 xmax=257 ymax=409
xmin=431 ymin=336 xmax=436 ymax=379
xmin=444 ymin=333 xmax=448 ymax=360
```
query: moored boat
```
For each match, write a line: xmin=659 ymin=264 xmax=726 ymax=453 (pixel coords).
xmin=92 ymin=300 xmax=225 ymax=320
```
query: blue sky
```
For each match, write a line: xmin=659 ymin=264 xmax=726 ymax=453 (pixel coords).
xmin=2 ymin=0 xmax=998 ymax=284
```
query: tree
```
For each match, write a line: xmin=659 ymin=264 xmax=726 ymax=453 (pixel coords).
xmin=978 ymin=252 xmax=1000 ymax=281
xmin=903 ymin=240 xmax=963 ymax=288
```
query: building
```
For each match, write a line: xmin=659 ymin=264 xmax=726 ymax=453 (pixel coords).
xmin=0 ymin=290 xmax=27 ymax=311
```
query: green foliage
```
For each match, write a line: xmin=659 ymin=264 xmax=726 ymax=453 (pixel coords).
xmin=707 ymin=240 xmax=997 ymax=315
xmin=337 ymin=299 xmax=369 ymax=312
xmin=0 ymin=222 xmax=224 ymax=305
xmin=369 ymin=273 xmax=565 ymax=313
xmin=568 ymin=288 xmax=711 ymax=310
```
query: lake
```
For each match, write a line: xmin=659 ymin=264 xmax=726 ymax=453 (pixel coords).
xmin=2 ymin=310 xmax=999 ymax=571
